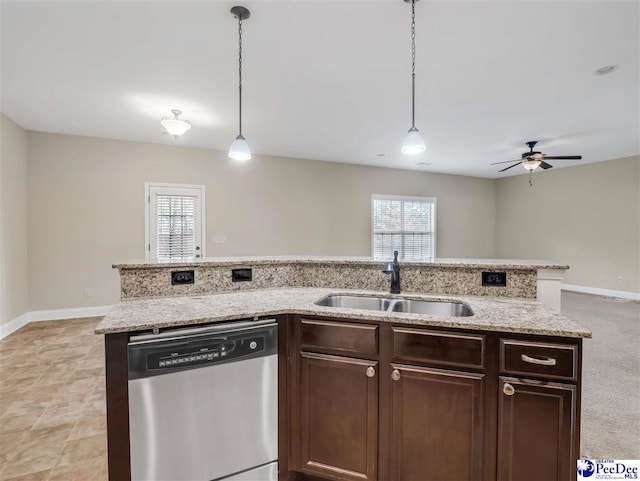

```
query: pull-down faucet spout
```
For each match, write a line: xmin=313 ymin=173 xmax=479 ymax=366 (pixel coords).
xmin=383 ymin=250 xmax=401 ymax=294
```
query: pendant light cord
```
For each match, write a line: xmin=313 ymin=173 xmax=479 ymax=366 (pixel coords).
xmin=238 ymin=16 xmax=243 ymax=136
xmin=411 ymin=0 xmax=416 ymax=129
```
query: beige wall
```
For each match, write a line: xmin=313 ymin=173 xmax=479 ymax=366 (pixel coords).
xmin=495 ymin=155 xmax=640 ymax=294
xmin=27 ymin=132 xmax=496 ymax=310
xmin=0 ymin=113 xmax=29 ymax=326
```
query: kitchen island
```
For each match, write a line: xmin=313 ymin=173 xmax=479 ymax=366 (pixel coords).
xmin=98 ymin=277 xmax=589 ymax=481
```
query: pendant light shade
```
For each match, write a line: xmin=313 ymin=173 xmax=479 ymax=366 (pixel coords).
xmin=229 ymin=134 xmax=251 ymax=161
xmin=161 ymin=110 xmax=191 ymax=138
xmin=402 ymin=0 xmax=425 ymax=156
xmin=229 ymin=6 xmax=252 ymax=161
xmin=402 ymin=127 xmax=426 ymax=154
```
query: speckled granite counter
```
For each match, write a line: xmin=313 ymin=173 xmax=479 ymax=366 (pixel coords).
xmin=95 ymin=288 xmax=591 ymax=338
xmin=113 ymin=256 xmax=569 ymax=305
xmin=113 ymin=256 xmax=569 ymax=270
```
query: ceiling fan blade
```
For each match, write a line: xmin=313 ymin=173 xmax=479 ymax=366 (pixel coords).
xmin=490 ymin=159 xmax=522 ymax=165
xmin=499 ymin=162 xmax=522 ymax=172
xmin=542 ymin=155 xmax=582 ymax=160
xmin=539 ymin=161 xmax=553 ymax=170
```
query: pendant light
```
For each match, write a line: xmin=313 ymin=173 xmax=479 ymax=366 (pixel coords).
xmin=401 ymin=0 xmax=426 ymax=155
xmin=228 ymin=6 xmax=251 ymax=161
xmin=161 ymin=110 xmax=191 ymax=138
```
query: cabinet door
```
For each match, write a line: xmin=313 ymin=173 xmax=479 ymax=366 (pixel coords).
xmin=497 ymin=377 xmax=576 ymax=481
xmin=298 ymin=352 xmax=378 ymax=481
xmin=389 ymin=364 xmax=485 ymax=481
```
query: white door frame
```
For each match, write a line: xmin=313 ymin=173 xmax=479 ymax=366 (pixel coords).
xmin=144 ymin=182 xmax=206 ymax=261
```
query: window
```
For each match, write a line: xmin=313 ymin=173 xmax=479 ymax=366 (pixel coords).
xmin=371 ymin=194 xmax=436 ymax=261
xmin=145 ymin=183 xmax=205 ymax=262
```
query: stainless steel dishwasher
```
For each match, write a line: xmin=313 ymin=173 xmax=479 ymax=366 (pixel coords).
xmin=127 ymin=319 xmax=278 ymax=481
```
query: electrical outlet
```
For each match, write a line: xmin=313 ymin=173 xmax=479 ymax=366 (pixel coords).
xmin=232 ymin=268 xmax=252 ymax=282
xmin=172 ymin=270 xmax=195 ymax=285
xmin=482 ymin=272 xmax=507 ymax=287
xmin=84 ymin=288 xmax=92 ymax=297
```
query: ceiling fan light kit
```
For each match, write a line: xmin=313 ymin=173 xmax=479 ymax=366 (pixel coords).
xmin=401 ymin=0 xmax=426 ymax=156
xmin=521 ymin=159 xmax=542 ymax=171
xmin=228 ymin=6 xmax=252 ymax=161
xmin=161 ymin=110 xmax=191 ymax=138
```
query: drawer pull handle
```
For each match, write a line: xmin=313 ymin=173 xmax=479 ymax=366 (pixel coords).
xmin=521 ymin=354 xmax=557 ymax=366
xmin=503 ymin=383 xmax=515 ymax=396
xmin=366 ymin=366 xmax=376 ymax=378
xmin=391 ymin=369 xmax=401 ymax=381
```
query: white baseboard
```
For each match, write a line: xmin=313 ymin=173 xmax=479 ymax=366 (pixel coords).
xmin=0 ymin=305 xmax=112 ymax=340
xmin=28 ymin=305 xmax=112 ymax=322
xmin=0 ymin=312 xmax=31 ymax=340
xmin=562 ymin=284 xmax=640 ymax=301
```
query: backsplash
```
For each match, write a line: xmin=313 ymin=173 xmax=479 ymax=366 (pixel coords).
xmin=118 ymin=261 xmax=537 ymax=300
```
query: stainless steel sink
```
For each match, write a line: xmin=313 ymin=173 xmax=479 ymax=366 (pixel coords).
xmin=315 ymin=295 xmax=391 ymax=311
xmin=389 ymin=299 xmax=474 ymax=317
xmin=315 ymin=295 xmax=473 ymax=317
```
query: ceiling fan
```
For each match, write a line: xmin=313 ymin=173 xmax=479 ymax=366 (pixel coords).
xmin=491 ymin=140 xmax=582 ymax=173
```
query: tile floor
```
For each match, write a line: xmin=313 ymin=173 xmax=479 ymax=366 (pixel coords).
xmin=0 ymin=318 xmax=107 ymax=481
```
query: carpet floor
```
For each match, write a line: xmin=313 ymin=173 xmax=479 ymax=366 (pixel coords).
xmin=561 ymin=291 xmax=640 ymax=459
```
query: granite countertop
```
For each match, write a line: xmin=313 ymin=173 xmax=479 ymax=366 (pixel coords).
xmin=112 ymin=256 xmax=569 ymax=270
xmin=95 ymin=288 xmax=591 ymax=338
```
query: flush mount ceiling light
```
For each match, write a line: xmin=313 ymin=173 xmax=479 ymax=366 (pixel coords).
xmin=161 ymin=110 xmax=191 ymax=138
xmin=401 ymin=0 xmax=426 ymax=155
xmin=593 ymin=65 xmax=619 ymax=76
xmin=228 ymin=6 xmax=252 ymax=161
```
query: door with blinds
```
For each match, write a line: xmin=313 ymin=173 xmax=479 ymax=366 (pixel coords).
xmin=147 ymin=184 xmax=204 ymax=262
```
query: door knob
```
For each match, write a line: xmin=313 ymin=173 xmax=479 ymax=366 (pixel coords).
xmin=366 ymin=366 xmax=375 ymax=378
xmin=503 ymin=383 xmax=515 ymax=396
xmin=391 ymin=369 xmax=401 ymax=381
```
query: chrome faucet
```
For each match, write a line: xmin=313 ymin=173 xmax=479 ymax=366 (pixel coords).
xmin=383 ymin=250 xmax=401 ymax=294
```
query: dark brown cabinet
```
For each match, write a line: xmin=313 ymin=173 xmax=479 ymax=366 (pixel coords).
xmin=286 ymin=316 xmax=582 ymax=481
xmin=497 ymin=338 xmax=580 ymax=481
xmin=298 ymin=352 xmax=378 ymax=481
xmin=389 ymin=364 xmax=485 ymax=481
xmin=497 ymin=377 xmax=576 ymax=481
xmin=289 ymin=318 xmax=380 ymax=481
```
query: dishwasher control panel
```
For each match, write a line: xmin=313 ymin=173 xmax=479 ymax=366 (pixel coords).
xmin=127 ymin=320 xmax=278 ymax=380
xmin=148 ymin=336 xmax=264 ymax=369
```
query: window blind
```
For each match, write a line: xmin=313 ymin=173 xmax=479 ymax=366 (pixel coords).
xmin=156 ymin=194 xmax=197 ymax=262
xmin=372 ymin=196 xmax=435 ymax=261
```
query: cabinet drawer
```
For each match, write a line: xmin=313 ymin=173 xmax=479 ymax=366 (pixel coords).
xmin=500 ymin=340 xmax=577 ymax=381
xmin=300 ymin=318 xmax=378 ymax=357
xmin=392 ymin=327 xmax=485 ymax=370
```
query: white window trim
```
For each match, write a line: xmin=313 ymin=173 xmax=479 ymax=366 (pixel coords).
xmin=371 ymin=194 xmax=437 ymax=260
xmin=144 ymin=182 xmax=206 ymax=261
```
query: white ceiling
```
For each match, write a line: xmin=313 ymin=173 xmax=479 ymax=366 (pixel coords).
xmin=1 ymin=0 xmax=638 ymax=178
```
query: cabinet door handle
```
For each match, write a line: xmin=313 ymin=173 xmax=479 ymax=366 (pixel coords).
xmin=366 ymin=366 xmax=376 ymax=378
xmin=391 ymin=369 xmax=401 ymax=381
xmin=503 ymin=383 xmax=515 ymax=396
xmin=521 ymin=354 xmax=556 ymax=366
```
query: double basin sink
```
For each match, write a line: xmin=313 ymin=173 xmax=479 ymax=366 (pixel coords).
xmin=316 ymin=295 xmax=474 ymax=317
